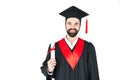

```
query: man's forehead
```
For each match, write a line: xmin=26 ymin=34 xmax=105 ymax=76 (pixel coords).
xmin=66 ymin=17 xmax=80 ymax=23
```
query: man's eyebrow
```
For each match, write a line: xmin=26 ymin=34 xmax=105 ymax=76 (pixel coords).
xmin=67 ymin=21 xmax=71 ymax=23
xmin=75 ymin=22 xmax=79 ymax=23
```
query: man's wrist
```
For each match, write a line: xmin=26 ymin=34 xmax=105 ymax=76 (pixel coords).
xmin=47 ymin=69 xmax=53 ymax=75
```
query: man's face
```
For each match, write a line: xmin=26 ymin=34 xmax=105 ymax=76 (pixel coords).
xmin=65 ymin=17 xmax=80 ymax=37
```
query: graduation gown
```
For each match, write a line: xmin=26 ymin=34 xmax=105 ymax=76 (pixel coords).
xmin=41 ymin=38 xmax=100 ymax=80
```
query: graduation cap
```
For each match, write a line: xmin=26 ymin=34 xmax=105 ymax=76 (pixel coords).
xmin=59 ymin=6 xmax=89 ymax=34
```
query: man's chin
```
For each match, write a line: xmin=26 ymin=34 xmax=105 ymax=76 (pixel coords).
xmin=68 ymin=33 xmax=77 ymax=37
xmin=67 ymin=30 xmax=79 ymax=37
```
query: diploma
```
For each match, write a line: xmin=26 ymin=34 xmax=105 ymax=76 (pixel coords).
xmin=50 ymin=43 xmax=55 ymax=80
xmin=50 ymin=42 xmax=55 ymax=59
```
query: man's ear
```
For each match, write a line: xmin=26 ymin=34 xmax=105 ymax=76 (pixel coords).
xmin=65 ymin=20 xmax=67 ymax=26
xmin=65 ymin=21 xmax=66 ymax=25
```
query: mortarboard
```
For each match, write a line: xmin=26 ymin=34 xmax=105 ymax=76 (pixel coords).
xmin=59 ymin=6 xmax=89 ymax=34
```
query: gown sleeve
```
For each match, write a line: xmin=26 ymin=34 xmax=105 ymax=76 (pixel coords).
xmin=87 ymin=43 xmax=100 ymax=80
xmin=40 ymin=44 xmax=54 ymax=80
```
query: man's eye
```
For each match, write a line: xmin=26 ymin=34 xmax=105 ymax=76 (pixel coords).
xmin=75 ymin=23 xmax=79 ymax=25
xmin=68 ymin=22 xmax=71 ymax=25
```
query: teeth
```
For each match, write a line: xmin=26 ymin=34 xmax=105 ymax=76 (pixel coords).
xmin=70 ymin=30 xmax=75 ymax=32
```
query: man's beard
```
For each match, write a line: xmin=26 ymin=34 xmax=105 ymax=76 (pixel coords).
xmin=67 ymin=28 xmax=79 ymax=37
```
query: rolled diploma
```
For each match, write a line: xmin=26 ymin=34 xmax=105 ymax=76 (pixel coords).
xmin=51 ymin=43 xmax=55 ymax=59
xmin=50 ymin=43 xmax=55 ymax=80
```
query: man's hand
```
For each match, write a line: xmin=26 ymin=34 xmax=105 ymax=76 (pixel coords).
xmin=47 ymin=59 xmax=57 ymax=72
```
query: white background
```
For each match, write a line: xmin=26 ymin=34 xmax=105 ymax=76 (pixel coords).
xmin=0 ymin=0 xmax=120 ymax=80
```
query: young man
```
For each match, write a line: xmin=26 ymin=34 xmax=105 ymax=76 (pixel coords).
xmin=41 ymin=6 xmax=100 ymax=80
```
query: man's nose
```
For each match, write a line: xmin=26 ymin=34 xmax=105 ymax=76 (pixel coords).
xmin=71 ymin=24 xmax=75 ymax=28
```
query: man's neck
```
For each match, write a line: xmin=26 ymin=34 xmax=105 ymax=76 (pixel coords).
xmin=66 ymin=35 xmax=78 ymax=44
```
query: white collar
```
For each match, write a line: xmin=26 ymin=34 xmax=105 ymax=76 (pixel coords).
xmin=64 ymin=36 xmax=78 ymax=50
